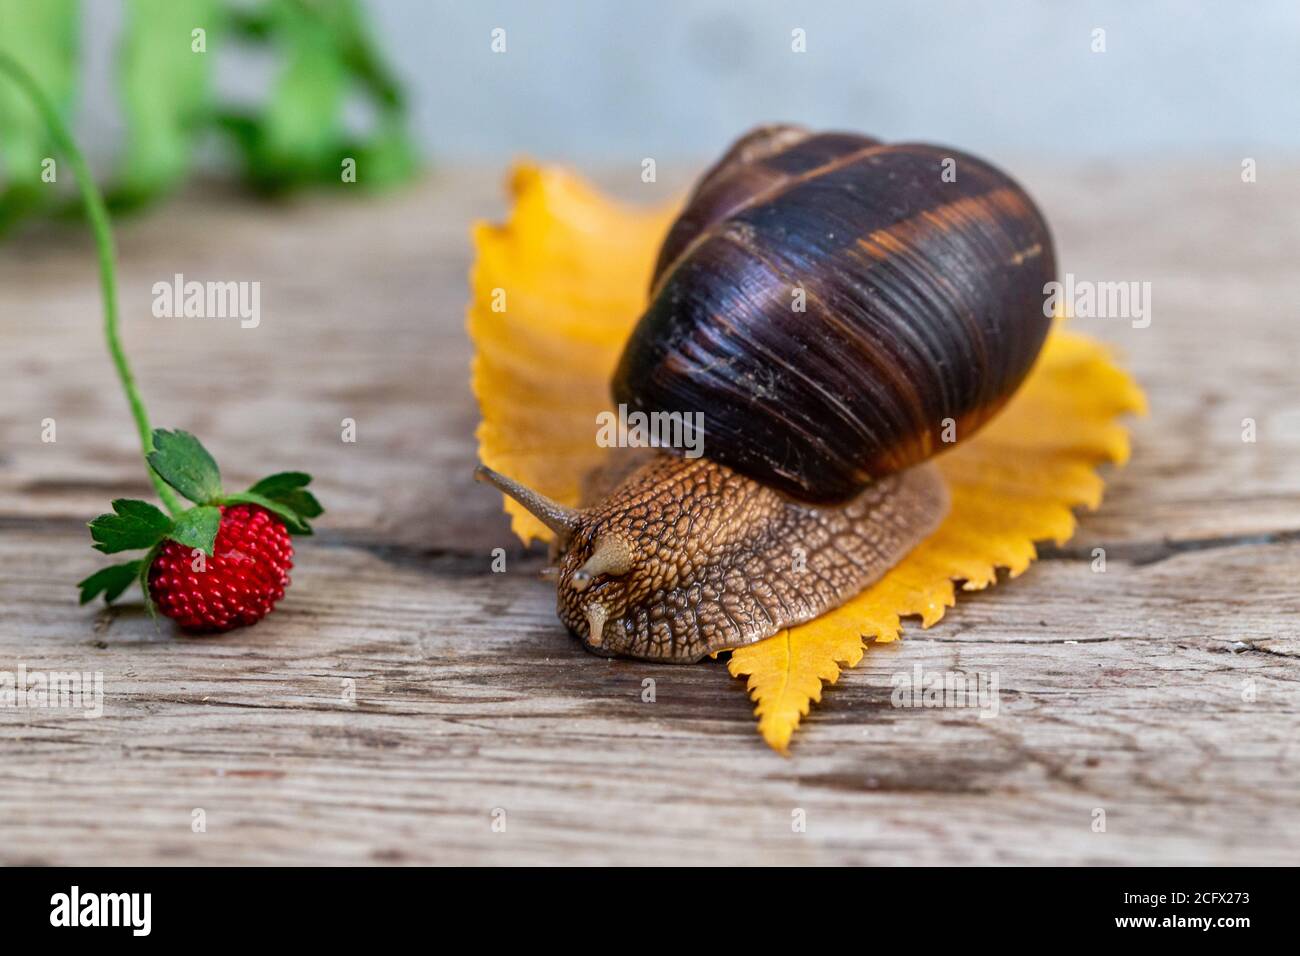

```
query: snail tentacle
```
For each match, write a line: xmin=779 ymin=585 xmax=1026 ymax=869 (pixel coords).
xmin=571 ymin=533 xmax=633 ymax=592
xmin=474 ymin=465 xmax=581 ymax=545
xmin=584 ymin=602 xmax=608 ymax=647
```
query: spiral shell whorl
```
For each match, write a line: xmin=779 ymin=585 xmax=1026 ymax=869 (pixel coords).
xmin=613 ymin=127 xmax=1056 ymax=503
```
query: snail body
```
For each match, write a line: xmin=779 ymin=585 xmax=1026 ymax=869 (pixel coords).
xmin=477 ymin=125 xmax=1056 ymax=663
xmin=479 ymin=451 xmax=945 ymax=662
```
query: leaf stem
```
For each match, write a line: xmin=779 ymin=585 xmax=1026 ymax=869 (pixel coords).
xmin=0 ymin=51 xmax=184 ymax=515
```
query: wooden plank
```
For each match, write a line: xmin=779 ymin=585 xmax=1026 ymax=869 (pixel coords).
xmin=1 ymin=164 xmax=1297 ymax=865
xmin=2 ymin=525 xmax=1295 ymax=865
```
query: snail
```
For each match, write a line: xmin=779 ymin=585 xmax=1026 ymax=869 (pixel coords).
xmin=476 ymin=124 xmax=1055 ymax=663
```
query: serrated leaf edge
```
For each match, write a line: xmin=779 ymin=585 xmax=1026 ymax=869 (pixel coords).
xmin=76 ymin=558 xmax=144 ymax=606
xmin=147 ymin=428 xmax=224 ymax=505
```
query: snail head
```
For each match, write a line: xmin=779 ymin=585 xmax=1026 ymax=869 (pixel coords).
xmin=474 ymin=465 xmax=646 ymax=654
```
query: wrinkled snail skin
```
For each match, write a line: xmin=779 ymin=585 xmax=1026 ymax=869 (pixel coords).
xmin=616 ymin=125 xmax=1057 ymax=503
xmin=476 ymin=125 xmax=1055 ymax=663
xmin=476 ymin=453 xmax=948 ymax=663
xmin=554 ymin=451 xmax=949 ymax=663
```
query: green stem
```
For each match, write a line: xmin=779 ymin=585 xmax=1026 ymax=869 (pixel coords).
xmin=0 ymin=51 xmax=184 ymax=515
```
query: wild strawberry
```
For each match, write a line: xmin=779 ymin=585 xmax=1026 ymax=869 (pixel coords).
xmin=78 ymin=431 xmax=322 ymax=633
xmin=147 ymin=504 xmax=295 ymax=632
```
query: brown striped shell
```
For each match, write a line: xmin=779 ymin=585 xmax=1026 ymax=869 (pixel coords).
xmin=612 ymin=124 xmax=1056 ymax=503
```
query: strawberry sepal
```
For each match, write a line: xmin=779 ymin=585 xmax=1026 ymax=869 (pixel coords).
xmin=77 ymin=559 xmax=143 ymax=606
xmin=146 ymin=428 xmax=223 ymax=504
xmin=88 ymin=498 xmax=172 ymax=553
xmin=167 ymin=505 xmax=222 ymax=556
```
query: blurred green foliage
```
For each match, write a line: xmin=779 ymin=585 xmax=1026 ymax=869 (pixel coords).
xmin=0 ymin=0 xmax=418 ymax=231
xmin=115 ymin=0 xmax=221 ymax=206
xmin=0 ymin=0 xmax=78 ymax=227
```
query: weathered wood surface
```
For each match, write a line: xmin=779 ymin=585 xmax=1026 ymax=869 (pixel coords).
xmin=1 ymin=165 xmax=1297 ymax=865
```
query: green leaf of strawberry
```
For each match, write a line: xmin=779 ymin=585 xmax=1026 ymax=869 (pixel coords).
xmin=280 ymin=488 xmax=323 ymax=519
xmin=88 ymin=498 xmax=173 ymax=553
xmin=221 ymin=491 xmax=313 ymax=535
xmin=248 ymin=472 xmax=323 ymax=520
xmin=77 ymin=559 xmax=144 ymax=605
xmin=147 ymin=428 xmax=223 ymax=504
xmin=168 ymin=505 xmax=222 ymax=556
xmin=247 ymin=471 xmax=310 ymax=497
xmin=217 ymin=471 xmax=324 ymax=536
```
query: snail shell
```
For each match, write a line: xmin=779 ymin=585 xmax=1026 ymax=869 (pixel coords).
xmin=613 ymin=124 xmax=1056 ymax=503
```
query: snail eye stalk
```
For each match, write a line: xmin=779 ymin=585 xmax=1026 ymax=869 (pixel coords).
xmin=570 ymin=534 xmax=633 ymax=592
xmin=474 ymin=465 xmax=581 ymax=544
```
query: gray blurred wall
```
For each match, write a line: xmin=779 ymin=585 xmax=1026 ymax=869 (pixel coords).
xmin=81 ymin=0 xmax=1300 ymax=164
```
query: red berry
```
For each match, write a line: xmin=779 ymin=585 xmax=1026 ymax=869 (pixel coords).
xmin=148 ymin=504 xmax=294 ymax=633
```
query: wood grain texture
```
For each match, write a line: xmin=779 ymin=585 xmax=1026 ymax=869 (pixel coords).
xmin=1 ymin=164 xmax=1297 ymax=865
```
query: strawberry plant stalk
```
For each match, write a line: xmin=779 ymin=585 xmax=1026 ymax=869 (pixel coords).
xmin=0 ymin=49 xmax=184 ymax=515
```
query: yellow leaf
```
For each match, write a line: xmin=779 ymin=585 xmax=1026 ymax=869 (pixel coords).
xmin=728 ymin=330 xmax=1146 ymax=752
xmin=469 ymin=165 xmax=676 ymax=545
xmin=468 ymin=163 xmax=1146 ymax=753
